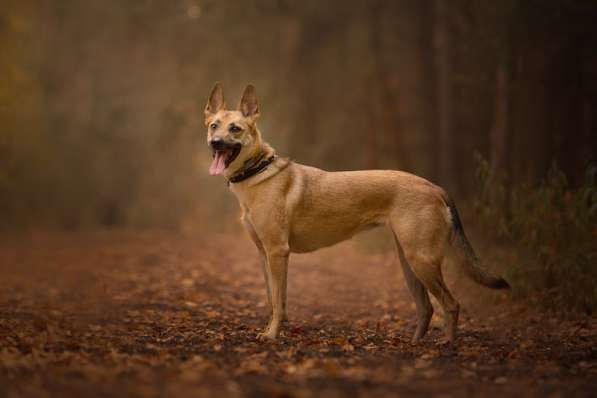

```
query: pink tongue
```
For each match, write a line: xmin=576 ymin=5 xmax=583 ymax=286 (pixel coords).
xmin=209 ymin=151 xmax=227 ymax=176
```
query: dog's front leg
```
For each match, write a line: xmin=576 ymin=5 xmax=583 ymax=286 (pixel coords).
xmin=257 ymin=246 xmax=289 ymax=341
xmin=242 ymin=216 xmax=272 ymax=311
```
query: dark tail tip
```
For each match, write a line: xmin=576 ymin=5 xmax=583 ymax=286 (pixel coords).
xmin=489 ymin=278 xmax=511 ymax=290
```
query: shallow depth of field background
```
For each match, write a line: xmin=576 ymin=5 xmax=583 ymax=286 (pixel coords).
xmin=0 ymin=2 xmax=596 ymax=397
xmin=2 ymin=0 xmax=595 ymax=229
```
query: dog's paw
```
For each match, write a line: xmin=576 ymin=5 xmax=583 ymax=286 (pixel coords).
xmin=257 ymin=331 xmax=277 ymax=341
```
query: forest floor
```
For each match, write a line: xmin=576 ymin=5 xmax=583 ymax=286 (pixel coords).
xmin=0 ymin=230 xmax=595 ymax=398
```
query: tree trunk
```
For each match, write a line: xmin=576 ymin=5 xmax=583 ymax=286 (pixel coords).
xmin=489 ymin=67 xmax=508 ymax=174
xmin=490 ymin=11 xmax=516 ymax=221
xmin=370 ymin=0 xmax=403 ymax=170
xmin=365 ymin=1 xmax=382 ymax=169
xmin=433 ymin=0 xmax=453 ymax=189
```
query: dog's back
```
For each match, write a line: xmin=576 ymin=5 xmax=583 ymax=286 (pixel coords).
xmin=286 ymin=163 xmax=448 ymax=253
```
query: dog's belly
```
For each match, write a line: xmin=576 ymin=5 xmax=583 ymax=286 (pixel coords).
xmin=288 ymin=216 xmax=384 ymax=253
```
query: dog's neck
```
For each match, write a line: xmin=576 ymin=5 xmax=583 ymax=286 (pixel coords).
xmin=224 ymin=136 xmax=277 ymax=182
xmin=228 ymin=152 xmax=277 ymax=184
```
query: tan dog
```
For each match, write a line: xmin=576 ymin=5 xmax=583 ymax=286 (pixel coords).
xmin=204 ymin=83 xmax=509 ymax=343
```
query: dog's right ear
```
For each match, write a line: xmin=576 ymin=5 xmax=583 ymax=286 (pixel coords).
xmin=205 ymin=82 xmax=225 ymax=118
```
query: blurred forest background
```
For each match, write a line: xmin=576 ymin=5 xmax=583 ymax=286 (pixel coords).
xmin=1 ymin=1 xmax=596 ymax=307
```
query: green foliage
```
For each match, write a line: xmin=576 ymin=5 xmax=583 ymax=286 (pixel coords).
xmin=474 ymin=154 xmax=597 ymax=313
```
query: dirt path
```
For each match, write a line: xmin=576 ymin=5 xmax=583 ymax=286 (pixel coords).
xmin=0 ymin=230 xmax=595 ymax=397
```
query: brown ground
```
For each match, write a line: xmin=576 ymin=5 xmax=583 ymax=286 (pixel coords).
xmin=0 ymin=230 xmax=595 ymax=398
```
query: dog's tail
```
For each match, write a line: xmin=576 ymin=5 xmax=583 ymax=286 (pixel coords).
xmin=444 ymin=196 xmax=510 ymax=289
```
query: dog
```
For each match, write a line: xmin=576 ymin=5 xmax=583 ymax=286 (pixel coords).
xmin=204 ymin=83 xmax=509 ymax=343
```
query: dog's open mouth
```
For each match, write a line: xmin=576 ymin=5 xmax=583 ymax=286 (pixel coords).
xmin=209 ymin=144 xmax=241 ymax=176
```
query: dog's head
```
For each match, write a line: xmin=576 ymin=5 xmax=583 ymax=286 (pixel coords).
xmin=204 ymin=83 xmax=262 ymax=176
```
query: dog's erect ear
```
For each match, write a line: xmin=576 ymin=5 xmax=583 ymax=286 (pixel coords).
xmin=205 ymin=82 xmax=225 ymax=117
xmin=239 ymin=84 xmax=260 ymax=119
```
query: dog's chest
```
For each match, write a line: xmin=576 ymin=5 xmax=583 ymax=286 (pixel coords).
xmin=228 ymin=184 xmax=270 ymax=220
xmin=228 ymin=184 xmax=253 ymax=209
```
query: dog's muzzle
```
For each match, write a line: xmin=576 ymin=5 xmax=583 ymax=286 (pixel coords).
xmin=208 ymin=139 xmax=241 ymax=176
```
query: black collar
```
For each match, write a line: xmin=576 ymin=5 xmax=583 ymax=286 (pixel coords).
xmin=228 ymin=153 xmax=277 ymax=184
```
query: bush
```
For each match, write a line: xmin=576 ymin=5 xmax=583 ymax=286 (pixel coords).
xmin=474 ymin=154 xmax=597 ymax=314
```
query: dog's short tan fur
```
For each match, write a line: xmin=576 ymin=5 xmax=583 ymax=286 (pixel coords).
xmin=204 ymin=83 xmax=509 ymax=343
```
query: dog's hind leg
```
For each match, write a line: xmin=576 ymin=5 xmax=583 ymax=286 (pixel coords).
xmin=413 ymin=262 xmax=459 ymax=344
xmin=392 ymin=231 xmax=433 ymax=343
xmin=402 ymin=249 xmax=459 ymax=343
xmin=391 ymin=214 xmax=459 ymax=343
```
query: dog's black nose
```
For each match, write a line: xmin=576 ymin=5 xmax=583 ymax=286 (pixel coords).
xmin=210 ymin=138 xmax=225 ymax=150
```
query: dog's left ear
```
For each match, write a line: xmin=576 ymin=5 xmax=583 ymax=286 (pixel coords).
xmin=239 ymin=85 xmax=260 ymax=119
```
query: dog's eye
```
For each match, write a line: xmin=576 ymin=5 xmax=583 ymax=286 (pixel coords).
xmin=229 ymin=125 xmax=242 ymax=133
xmin=210 ymin=123 xmax=218 ymax=130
